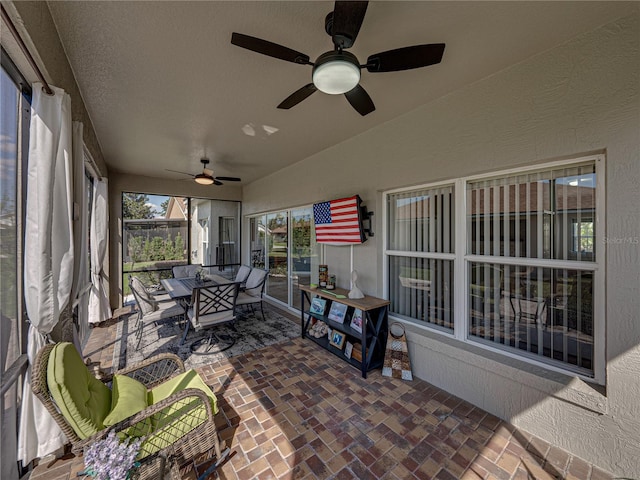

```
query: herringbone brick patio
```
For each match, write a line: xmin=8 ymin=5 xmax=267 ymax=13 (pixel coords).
xmin=30 ymin=306 xmax=613 ymax=480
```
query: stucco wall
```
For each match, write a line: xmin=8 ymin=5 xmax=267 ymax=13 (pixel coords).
xmin=243 ymin=13 xmax=640 ymax=475
xmin=108 ymin=171 xmax=242 ymax=307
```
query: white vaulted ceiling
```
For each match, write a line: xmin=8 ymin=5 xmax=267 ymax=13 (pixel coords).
xmin=45 ymin=1 xmax=636 ymax=184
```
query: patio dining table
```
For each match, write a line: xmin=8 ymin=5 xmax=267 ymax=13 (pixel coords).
xmin=160 ymin=275 xmax=233 ymax=300
xmin=160 ymin=275 xmax=234 ymax=345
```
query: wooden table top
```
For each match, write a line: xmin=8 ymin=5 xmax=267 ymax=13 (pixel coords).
xmin=299 ymin=284 xmax=390 ymax=311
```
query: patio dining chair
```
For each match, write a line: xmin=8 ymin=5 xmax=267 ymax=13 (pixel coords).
xmin=172 ymin=264 xmax=202 ymax=279
xmin=130 ymin=276 xmax=186 ymax=348
xmin=235 ymin=264 xmax=252 ymax=288
xmin=185 ymin=282 xmax=241 ymax=353
xmin=32 ymin=342 xmax=227 ymax=480
xmin=235 ymin=268 xmax=268 ymax=320
xmin=129 ymin=275 xmax=172 ymax=303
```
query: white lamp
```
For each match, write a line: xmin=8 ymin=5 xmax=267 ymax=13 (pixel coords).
xmin=312 ymin=51 xmax=361 ymax=95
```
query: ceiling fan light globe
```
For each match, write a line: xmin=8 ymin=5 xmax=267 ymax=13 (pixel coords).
xmin=194 ymin=173 xmax=215 ymax=185
xmin=312 ymin=51 xmax=361 ymax=95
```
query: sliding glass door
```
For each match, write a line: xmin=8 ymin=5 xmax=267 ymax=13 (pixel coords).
xmin=249 ymin=207 xmax=320 ymax=310
xmin=291 ymin=208 xmax=318 ymax=310
xmin=266 ymin=212 xmax=288 ymax=304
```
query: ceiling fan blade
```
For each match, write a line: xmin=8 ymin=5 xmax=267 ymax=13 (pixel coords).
xmin=231 ymin=32 xmax=311 ymax=65
xmin=344 ymin=84 xmax=375 ymax=116
xmin=366 ymin=43 xmax=445 ymax=73
xmin=215 ymin=176 xmax=241 ymax=182
xmin=165 ymin=169 xmax=194 ymax=177
xmin=277 ymin=83 xmax=317 ymax=109
xmin=213 ymin=179 xmax=223 ymax=186
xmin=331 ymin=1 xmax=368 ymax=49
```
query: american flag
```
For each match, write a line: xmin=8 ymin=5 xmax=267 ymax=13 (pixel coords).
xmin=313 ymin=195 xmax=365 ymax=245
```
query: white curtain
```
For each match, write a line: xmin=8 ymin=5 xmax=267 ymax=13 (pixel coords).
xmin=70 ymin=122 xmax=91 ymax=346
xmin=88 ymin=178 xmax=112 ymax=324
xmin=18 ymin=83 xmax=73 ymax=465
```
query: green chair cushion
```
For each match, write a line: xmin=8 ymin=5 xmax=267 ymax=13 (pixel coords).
xmin=148 ymin=369 xmax=217 ymax=413
xmin=138 ymin=370 xmax=217 ymax=458
xmin=47 ymin=342 xmax=111 ymax=439
xmin=103 ymin=374 xmax=148 ymax=427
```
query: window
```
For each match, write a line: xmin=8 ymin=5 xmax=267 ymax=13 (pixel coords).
xmin=190 ymin=199 xmax=240 ymax=268
xmin=1 ymin=56 xmax=31 ymax=477
xmin=386 ymin=185 xmax=455 ymax=331
xmin=249 ymin=216 xmax=266 ymax=268
xmin=218 ymin=216 xmax=236 ymax=265
xmin=572 ymin=219 xmax=594 ymax=254
xmin=121 ymin=193 xmax=240 ymax=302
xmin=385 ymin=156 xmax=603 ymax=381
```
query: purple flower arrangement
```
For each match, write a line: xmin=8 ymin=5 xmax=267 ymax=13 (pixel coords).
xmin=80 ymin=431 xmax=143 ymax=480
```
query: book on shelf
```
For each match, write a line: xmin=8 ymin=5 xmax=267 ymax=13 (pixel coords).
xmin=344 ymin=341 xmax=353 ymax=359
xmin=309 ymin=297 xmax=327 ymax=316
xmin=327 ymin=302 xmax=348 ymax=323
xmin=350 ymin=308 xmax=363 ymax=333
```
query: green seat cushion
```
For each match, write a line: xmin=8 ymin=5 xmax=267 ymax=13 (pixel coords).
xmin=148 ymin=369 xmax=217 ymax=413
xmin=138 ymin=370 xmax=217 ymax=458
xmin=103 ymin=374 xmax=148 ymax=427
xmin=47 ymin=342 xmax=111 ymax=439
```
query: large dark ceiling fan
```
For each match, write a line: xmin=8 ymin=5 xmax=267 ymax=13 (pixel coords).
xmin=166 ymin=158 xmax=241 ymax=185
xmin=231 ymin=1 xmax=445 ymax=116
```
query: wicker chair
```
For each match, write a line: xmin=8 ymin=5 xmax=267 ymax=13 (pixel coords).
xmin=32 ymin=343 xmax=225 ymax=480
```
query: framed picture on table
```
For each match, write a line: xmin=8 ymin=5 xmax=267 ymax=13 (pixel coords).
xmin=329 ymin=330 xmax=346 ymax=350
xmin=309 ymin=297 xmax=327 ymax=316
xmin=327 ymin=302 xmax=348 ymax=323
xmin=350 ymin=308 xmax=363 ymax=333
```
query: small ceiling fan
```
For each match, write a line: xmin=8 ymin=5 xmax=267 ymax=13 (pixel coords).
xmin=231 ymin=1 xmax=445 ymax=116
xmin=166 ymin=158 xmax=241 ymax=185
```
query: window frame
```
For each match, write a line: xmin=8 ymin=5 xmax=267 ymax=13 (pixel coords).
xmin=572 ymin=218 xmax=595 ymax=254
xmin=383 ymin=154 xmax=605 ymax=384
xmin=1 ymin=50 xmax=31 ymax=355
xmin=1 ymin=48 xmax=32 ymax=475
xmin=385 ymin=182 xmax=456 ymax=332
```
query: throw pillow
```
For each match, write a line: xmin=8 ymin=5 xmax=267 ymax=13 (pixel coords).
xmin=103 ymin=374 xmax=148 ymax=427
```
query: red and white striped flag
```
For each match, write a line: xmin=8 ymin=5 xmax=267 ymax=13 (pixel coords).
xmin=313 ymin=195 xmax=365 ymax=245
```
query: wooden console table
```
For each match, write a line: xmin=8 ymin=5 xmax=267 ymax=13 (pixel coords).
xmin=299 ymin=285 xmax=389 ymax=378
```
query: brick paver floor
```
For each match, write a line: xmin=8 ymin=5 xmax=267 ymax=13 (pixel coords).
xmin=30 ymin=305 xmax=614 ymax=480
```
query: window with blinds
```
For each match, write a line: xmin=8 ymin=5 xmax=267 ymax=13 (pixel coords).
xmin=467 ymin=164 xmax=596 ymax=261
xmin=466 ymin=163 xmax=597 ymax=375
xmin=384 ymin=158 xmax=601 ymax=379
xmin=387 ymin=186 xmax=455 ymax=331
